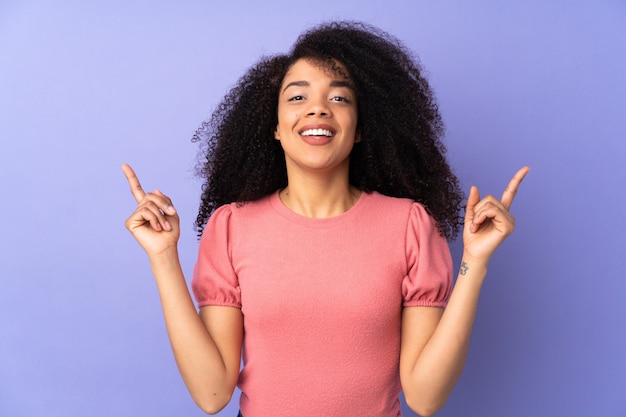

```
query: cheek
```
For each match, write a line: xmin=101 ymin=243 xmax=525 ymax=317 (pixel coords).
xmin=277 ymin=107 xmax=298 ymax=123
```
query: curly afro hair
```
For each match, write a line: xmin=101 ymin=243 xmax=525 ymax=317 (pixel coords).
xmin=193 ymin=21 xmax=464 ymax=240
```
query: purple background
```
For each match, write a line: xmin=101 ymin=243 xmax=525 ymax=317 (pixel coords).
xmin=1 ymin=1 xmax=625 ymax=416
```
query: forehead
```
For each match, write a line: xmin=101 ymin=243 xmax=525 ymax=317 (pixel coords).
xmin=282 ymin=58 xmax=352 ymax=84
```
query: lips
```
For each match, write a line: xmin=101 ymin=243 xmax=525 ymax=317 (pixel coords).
xmin=300 ymin=128 xmax=333 ymax=137
xmin=298 ymin=124 xmax=336 ymax=145
xmin=299 ymin=124 xmax=335 ymax=135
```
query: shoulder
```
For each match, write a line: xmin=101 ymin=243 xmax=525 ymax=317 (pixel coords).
xmin=364 ymin=191 xmax=428 ymax=216
xmin=213 ymin=193 xmax=274 ymax=218
xmin=364 ymin=192 xmax=439 ymax=235
xmin=364 ymin=190 xmax=410 ymax=206
xmin=204 ymin=193 xmax=277 ymax=236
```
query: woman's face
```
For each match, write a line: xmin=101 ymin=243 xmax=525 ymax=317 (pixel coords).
xmin=275 ymin=58 xmax=359 ymax=179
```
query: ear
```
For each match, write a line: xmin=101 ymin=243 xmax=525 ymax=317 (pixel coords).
xmin=274 ymin=126 xmax=280 ymax=140
xmin=354 ymin=131 xmax=361 ymax=143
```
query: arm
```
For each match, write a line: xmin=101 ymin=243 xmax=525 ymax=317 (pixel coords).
xmin=400 ymin=166 xmax=530 ymax=416
xmin=122 ymin=164 xmax=242 ymax=414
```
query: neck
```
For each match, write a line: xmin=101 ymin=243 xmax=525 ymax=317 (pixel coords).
xmin=280 ymin=172 xmax=360 ymax=218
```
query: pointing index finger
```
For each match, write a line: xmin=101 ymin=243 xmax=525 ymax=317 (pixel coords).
xmin=500 ymin=166 xmax=530 ymax=210
xmin=122 ymin=163 xmax=146 ymax=203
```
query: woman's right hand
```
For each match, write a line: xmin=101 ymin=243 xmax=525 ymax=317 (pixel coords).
xmin=122 ymin=163 xmax=180 ymax=257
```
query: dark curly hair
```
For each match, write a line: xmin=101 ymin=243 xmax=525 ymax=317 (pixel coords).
xmin=193 ymin=21 xmax=463 ymax=239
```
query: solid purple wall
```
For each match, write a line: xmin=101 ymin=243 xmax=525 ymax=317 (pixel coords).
xmin=1 ymin=1 xmax=625 ymax=416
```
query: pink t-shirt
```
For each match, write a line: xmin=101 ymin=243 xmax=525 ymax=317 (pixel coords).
xmin=192 ymin=191 xmax=452 ymax=417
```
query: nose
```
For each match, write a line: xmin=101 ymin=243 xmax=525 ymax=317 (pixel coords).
xmin=306 ymin=96 xmax=331 ymax=117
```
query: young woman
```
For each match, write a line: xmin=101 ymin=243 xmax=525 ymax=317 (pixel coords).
xmin=123 ymin=21 xmax=528 ymax=417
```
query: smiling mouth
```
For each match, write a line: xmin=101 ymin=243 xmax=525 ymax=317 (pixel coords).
xmin=300 ymin=128 xmax=334 ymax=137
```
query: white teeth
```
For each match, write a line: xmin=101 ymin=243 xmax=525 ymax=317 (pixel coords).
xmin=300 ymin=129 xmax=333 ymax=137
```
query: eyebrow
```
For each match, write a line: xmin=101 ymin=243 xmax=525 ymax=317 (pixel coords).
xmin=281 ymin=80 xmax=353 ymax=94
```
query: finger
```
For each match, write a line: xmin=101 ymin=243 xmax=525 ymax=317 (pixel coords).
xmin=130 ymin=201 xmax=172 ymax=232
xmin=472 ymin=200 xmax=514 ymax=231
xmin=500 ymin=166 xmax=530 ymax=210
xmin=465 ymin=186 xmax=480 ymax=232
xmin=142 ymin=205 xmax=167 ymax=232
xmin=144 ymin=200 xmax=174 ymax=231
xmin=125 ymin=204 xmax=161 ymax=232
xmin=153 ymin=189 xmax=177 ymax=215
xmin=122 ymin=163 xmax=145 ymax=203
xmin=138 ymin=194 xmax=177 ymax=230
xmin=472 ymin=194 xmax=501 ymax=214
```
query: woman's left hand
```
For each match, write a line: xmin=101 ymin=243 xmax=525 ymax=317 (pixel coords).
xmin=462 ymin=166 xmax=530 ymax=265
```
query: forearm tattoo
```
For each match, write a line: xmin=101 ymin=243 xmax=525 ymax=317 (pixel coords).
xmin=460 ymin=261 xmax=469 ymax=275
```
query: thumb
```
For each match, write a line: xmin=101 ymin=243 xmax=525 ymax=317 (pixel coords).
xmin=465 ymin=186 xmax=480 ymax=230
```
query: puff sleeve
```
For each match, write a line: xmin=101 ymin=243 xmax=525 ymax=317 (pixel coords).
xmin=191 ymin=205 xmax=241 ymax=309
xmin=402 ymin=203 xmax=453 ymax=307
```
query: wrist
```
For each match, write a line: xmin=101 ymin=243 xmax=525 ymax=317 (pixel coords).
xmin=458 ymin=252 xmax=489 ymax=282
xmin=461 ymin=249 xmax=491 ymax=270
xmin=149 ymin=245 xmax=181 ymax=268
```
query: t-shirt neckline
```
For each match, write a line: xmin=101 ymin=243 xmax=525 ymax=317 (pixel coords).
xmin=268 ymin=189 xmax=370 ymax=228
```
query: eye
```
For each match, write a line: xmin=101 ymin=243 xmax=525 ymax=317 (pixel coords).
xmin=288 ymin=95 xmax=304 ymax=101
xmin=330 ymin=95 xmax=352 ymax=103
